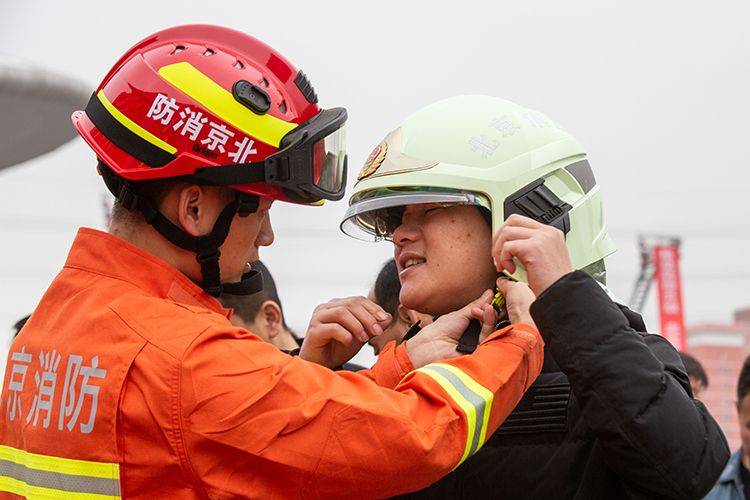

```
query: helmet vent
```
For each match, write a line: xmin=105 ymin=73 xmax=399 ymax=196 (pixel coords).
xmin=234 ymin=60 xmax=244 ymax=70
xmin=260 ymin=78 xmax=269 ymax=88
xmin=203 ymin=48 xmax=215 ymax=57
xmin=170 ymin=45 xmax=186 ymax=55
xmin=278 ymin=100 xmax=287 ymax=114
xmin=293 ymin=71 xmax=318 ymax=104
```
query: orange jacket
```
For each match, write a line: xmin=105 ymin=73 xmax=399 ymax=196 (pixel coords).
xmin=0 ymin=228 xmax=543 ymax=499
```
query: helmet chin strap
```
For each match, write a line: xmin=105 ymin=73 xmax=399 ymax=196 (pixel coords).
xmin=100 ymin=164 xmax=264 ymax=297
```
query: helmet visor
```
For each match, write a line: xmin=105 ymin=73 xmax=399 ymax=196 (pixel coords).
xmin=312 ymin=125 xmax=346 ymax=194
xmin=272 ymin=107 xmax=348 ymax=203
xmin=341 ymin=188 xmax=491 ymax=241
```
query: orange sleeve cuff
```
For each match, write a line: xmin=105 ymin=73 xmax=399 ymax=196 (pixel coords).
xmin=365 ymin=341 xmax=415 ymax=389
xmin=482 ymin=322 xmax=542 ymax=345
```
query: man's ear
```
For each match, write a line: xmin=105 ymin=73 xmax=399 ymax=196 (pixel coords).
xmin=259 ymin=300 xmax=283 ymax=339
xmin=174 ymin=185 xmax=205 ymax=237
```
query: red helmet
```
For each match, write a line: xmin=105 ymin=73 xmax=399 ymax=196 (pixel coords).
xmin=73 ymin=24 xmax=347 ymax=204
xmin=72 ymin=25 xmax=348 ymax=297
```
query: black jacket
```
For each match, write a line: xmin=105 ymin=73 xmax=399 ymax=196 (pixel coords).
xmin=400 ymin=271 xmax=729 ymax=499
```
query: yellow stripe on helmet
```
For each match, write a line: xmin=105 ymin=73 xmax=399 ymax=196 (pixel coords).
xmin=158 ymin=62 xmax=298 ymax=148
xmin=96 ymin=90 xmax=177 ymax=155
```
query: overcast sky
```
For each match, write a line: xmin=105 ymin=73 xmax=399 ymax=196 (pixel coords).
xmin=0 ymin=0 xmax=748 ymax=369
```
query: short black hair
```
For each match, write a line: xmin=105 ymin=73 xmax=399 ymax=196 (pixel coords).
xmin=373 ymin=259 xmax=400 ymax=318
xmin=219 ymin=260 xmax=289 ymax=330
xmin=738 ymin=356 xmax=750 ymax=402
xmin=679 ymin=352 xmax=708 ymax=389
xmin=12 ymin=315 xmax=30 ymax=338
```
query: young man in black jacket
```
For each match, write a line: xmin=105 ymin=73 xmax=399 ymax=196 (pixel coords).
xmin=339 ymin=95 xmax=729 ymax=498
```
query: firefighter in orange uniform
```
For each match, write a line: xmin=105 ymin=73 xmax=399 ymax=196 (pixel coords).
xmin=0 ymin=25 xmax=543 ymax=498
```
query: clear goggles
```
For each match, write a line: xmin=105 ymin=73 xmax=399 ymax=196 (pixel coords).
xmin=273 ymin=107 xmax=347 ymax=202
xmin=191 ymin=107 xmax=347 ymax=203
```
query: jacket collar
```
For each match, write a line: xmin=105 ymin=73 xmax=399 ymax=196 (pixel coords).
xmin=64 ymin=228 xmax=231 ymax=318
xmin=718 ymin=450 xmax=744 ymax=485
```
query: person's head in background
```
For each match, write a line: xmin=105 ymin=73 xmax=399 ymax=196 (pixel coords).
xmin=219 ymin=261 xmax=301 ymax=351
xmin=679 ymin=352 xmax=709 ymax=399
xmin=367 ymin=259 xmax=433 ymax=355
xmin=737 ymin=357 xmax=750 ymax=465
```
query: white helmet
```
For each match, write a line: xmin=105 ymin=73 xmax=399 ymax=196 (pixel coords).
xmin=341 ymin=95 xmax=615 ymax=282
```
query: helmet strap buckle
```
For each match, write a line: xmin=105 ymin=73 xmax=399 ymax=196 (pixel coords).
xmin=118 ymin=183 xmax=139 ymax=212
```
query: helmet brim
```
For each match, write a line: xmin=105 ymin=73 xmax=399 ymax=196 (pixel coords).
xmin=340 ymin=189 xmax=490 ymax=241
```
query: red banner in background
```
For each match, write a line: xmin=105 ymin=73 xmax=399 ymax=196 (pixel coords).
xmin=653 ymin=244 xmax=686 ymax=350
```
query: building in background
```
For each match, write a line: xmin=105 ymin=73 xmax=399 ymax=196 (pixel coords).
xmin=687 ymin=307 xmax=750 ymax=450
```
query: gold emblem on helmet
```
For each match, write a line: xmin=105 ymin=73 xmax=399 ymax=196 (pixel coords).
xmin=358 ymin=140 xmax=388 ymax=180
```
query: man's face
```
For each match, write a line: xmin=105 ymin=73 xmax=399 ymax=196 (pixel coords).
xmin=219 ymin=197 xmax=275 ymax=282
xmin=366 ymin=289 xmax=407 ymax=355
xmin=366 ymin=289 xmax=435 ymax=356
xmin=368 ymin=321 xmax=409 ymax=356
xmin=229 ymin=314 xmax=271 ymax=343
xmin=392 ymin=203 xmax=496 ymax=316
xmin=738 ymin=395 xmax=750 ymax=458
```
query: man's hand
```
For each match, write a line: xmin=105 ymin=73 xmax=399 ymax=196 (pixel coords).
xmin=406 ymin=290 xmax=498 ymax=369
xmin=496 ymin=277 xmax=537 ymax=328
xmin=492 ymin=214 xmax=573 ymax=296
xmin=299 ymin=297 xmax=392 ymax=368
